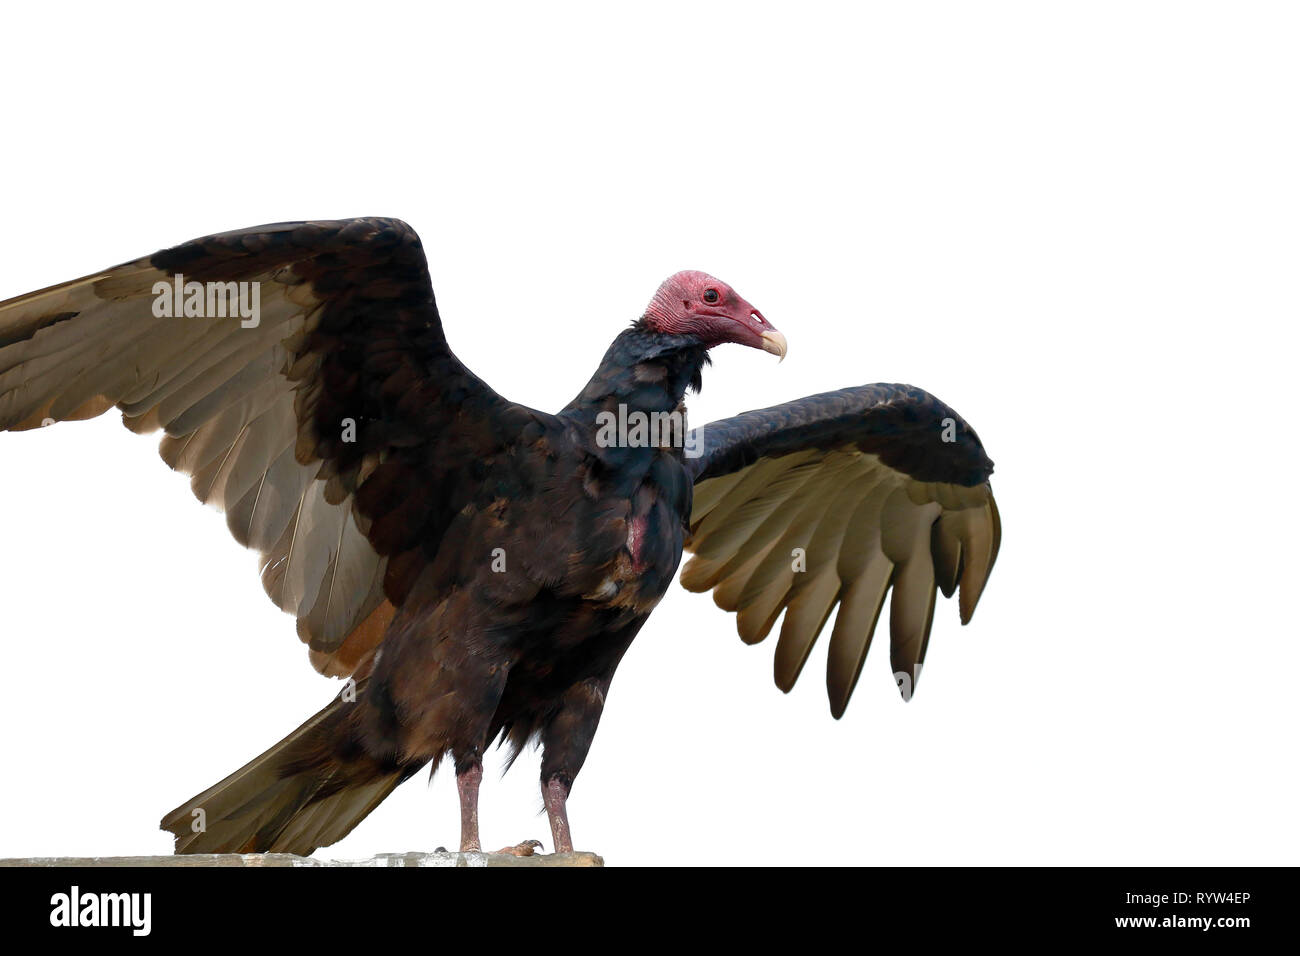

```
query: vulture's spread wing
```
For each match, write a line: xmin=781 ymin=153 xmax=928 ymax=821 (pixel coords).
xmin=0 ymin=218 xmax=539 ymax=678
xmin=683 ymin=384 xmax=999 ymax=717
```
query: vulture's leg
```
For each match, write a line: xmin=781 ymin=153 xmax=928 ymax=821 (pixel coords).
xmin=455 ymin=749 xmax=543 ymax=856
xmin=445 ymin=645 xmax=515 ymax=853
xmin=539 ymin=676 xmax=611 ymax=854
xmin=454 ymin=757 xmax=484 ymax=852
xmin=542 ymin=777 xmax=574 ymax=855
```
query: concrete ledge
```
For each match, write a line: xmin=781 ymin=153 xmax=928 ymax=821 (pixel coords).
xmin=0 ymin=851 xmax=603 ymax=867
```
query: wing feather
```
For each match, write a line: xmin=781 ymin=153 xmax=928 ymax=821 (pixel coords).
xmin=957 ymin=501 xmax=997 ymax=625
xmin=931 ymin=512 xmax=964 ymax=599
xmin=733 ymin=455 xmax=864 ymax=644
xmin=774 ymin=568 xmax=840 ymax=693
xmin=825 ymin=552 xmax=893 ymax=718
xmin=710 ymin=538 xmax=781 ymax=612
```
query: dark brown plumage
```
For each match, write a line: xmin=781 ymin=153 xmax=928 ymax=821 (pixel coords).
xmin=0 ymin=219 xmax=999 ymax=854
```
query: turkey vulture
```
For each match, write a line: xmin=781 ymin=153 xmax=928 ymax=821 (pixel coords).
xmin=0 ymin=218 xmax=999 ymax=856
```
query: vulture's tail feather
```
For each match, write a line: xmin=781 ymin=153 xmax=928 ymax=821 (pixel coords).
xmin=161 ymin=689 xmax=420 ymax=856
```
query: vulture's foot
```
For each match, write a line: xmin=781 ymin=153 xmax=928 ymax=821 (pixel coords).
xmin=496 ymin=839 xmax=544 ymax=857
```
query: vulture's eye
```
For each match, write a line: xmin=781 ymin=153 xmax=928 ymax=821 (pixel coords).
xmin=702 ymin=289 xmax=719 ymax=304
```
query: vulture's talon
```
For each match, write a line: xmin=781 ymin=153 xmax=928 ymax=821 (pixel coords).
xmin=497 ymin=839 xmax=544 ymax=857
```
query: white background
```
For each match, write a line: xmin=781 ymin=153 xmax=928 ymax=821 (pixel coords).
xmin=0 ymin=2 xmax=1296 ymax=866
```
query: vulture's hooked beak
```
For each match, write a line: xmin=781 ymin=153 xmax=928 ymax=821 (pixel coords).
xmin=760 ymin=329 xmax=788 ymax=362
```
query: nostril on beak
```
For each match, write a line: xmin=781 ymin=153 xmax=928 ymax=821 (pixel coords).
xmin=751 ymin=310 xmax=767 ymax=326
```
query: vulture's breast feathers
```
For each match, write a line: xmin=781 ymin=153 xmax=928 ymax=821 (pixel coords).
xmin=571 ymin=442 xmax=694 ymax=616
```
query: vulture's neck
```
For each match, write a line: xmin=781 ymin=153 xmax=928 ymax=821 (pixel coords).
xmin=562 ymin=325 xmax=709 ymax=431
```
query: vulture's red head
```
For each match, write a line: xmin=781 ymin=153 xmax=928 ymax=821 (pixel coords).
xmin=643 ymin=271 xmax=787 ymax=360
